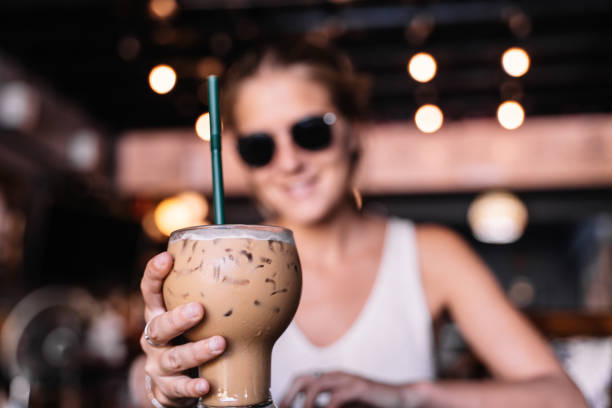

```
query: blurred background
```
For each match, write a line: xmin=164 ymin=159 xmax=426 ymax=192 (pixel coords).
xmin=0 ymin=0 xmax=611 ymax=406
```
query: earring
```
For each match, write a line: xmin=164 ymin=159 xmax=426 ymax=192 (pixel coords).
xmin=352 ymin=186 xmax=363 ymax=211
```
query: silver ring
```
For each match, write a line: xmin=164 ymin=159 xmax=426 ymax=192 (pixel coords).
xmin=144 ymin=319 xmax=164 ymax=347
xmin=145 ymin=374 xmax=169 ymax=408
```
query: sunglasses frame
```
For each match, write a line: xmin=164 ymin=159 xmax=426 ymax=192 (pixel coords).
xmin=236 ymin=112 xmax=337 ymax=168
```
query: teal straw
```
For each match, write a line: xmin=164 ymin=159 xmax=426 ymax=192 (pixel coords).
xmin=207 ymin=75 xmax=225 ymax=224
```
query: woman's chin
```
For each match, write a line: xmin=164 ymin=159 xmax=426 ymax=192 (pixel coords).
xmin=277 ymin=203 xmax=333 ymax=226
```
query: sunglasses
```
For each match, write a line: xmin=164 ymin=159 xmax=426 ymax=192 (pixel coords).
xmin=237 ymin=113 xmax=337 ymax=167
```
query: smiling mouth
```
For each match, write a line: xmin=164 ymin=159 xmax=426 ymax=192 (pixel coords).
xmin=282 ymin=176 xmax=318 ymax=198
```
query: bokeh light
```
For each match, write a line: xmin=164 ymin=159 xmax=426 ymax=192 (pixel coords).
xmin=415 ymin=104 xmax=443 ymax=133
xmin=497 ymin=100 xmax=525 ymax=130
xmin=117 ymin=36 xmax=141 ymax=61
xmin=502 ymin=47 xmax=530 ymax=77
xmin=153 ymin=192 xmax=209 ymax=236
xmin=408 ymin=52 xmax=437 ymax=83
xmin=141 ymin=209 xmax=165 ymax=242
xmin=196 ymin=57 xmax=224 ymax=79
xmin=0 ymin=82 xmax=39 ymax=130
xmin=467 ymin=191 xmax=528 ymax=244
xmin=67 ymin=129 xmax=100 ymax=171
xmin=195 ymin=113 xmax=211 ymax=142
xmin=148 ymin=65 xmax=177 ymax=95
xmin=508 ymin=276 xmax=536 ymax=307
xmin=148 ymin=0 xmax=178 ymax=20
xmin=176 ymin=191 xmax=209 ymax=222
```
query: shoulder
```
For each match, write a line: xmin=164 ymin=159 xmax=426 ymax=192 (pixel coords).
xmin=415 ymin=223 xmax=486 ymax=276
xmin=415 ymin=223 xmax=490 ymax=314
xmin=415 ymin=223 xmax=472 ymax=256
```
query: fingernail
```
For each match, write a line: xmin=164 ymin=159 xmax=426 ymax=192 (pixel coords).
xmin=183 ymin=303 xmax=201 ymax=319
xmin=196 ymin=380 xmax=208 ymax=394
xmin=154 ymin=253 xmax=168 ymax=268
xmin=209 ymin=336 xmax=224 ymax=353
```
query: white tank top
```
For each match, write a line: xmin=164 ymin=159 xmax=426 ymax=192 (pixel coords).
xmin=271 ymin=218 xmax=435 ymax=402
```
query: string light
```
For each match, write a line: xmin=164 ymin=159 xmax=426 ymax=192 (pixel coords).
xmin=148 ymin=65 xmax=176 ymax=95
xmin=415 ymin=104 xmax=443 ymax=133
xmin=502 ymin=47 xmax=530 ymax=77
xmin=497 ymin=101 xmax=525 ymax=130
xmin=408 ymin=52 xmax=437 ymax=83
xmin=195 ymin=113 xmax=211 ymax=142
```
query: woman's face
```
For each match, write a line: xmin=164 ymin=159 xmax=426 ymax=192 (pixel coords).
xmin=232 ymin=66 xmax=356 ymax=225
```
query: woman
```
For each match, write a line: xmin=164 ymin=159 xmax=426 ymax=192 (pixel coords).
xmin=131 ymin=41 xmax=586 ymax=407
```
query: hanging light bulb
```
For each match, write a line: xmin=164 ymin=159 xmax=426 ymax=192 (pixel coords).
xmin=468 ymin=191 xmax=528 ymax=244
xmin=195 ymin=113 xmax=211 ymax=141
xmin=415 ymin=104 xmax=443 ymax=133
xmin=502 ymin=47 xmax=530 ymax=77
xmin=149 ymin=65 xmax=177 ymax=94
xmin=153 ymin=192 xmax=209 ymax=236
xmin=407 ymin=52 xmax=437 ymax=83
xmin=497 ymin=101 xmax=525 ymax=130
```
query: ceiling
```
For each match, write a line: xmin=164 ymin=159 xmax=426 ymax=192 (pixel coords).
xmin=0 ymin=0 xmax=611 ymax=133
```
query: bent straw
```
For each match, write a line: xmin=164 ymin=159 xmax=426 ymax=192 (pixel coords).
xmin=207 ymin=75 xmax=225 ymax=224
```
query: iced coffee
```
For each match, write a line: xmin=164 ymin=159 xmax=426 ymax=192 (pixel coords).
xmin=163 ymin=225 xmax=302 ymax=407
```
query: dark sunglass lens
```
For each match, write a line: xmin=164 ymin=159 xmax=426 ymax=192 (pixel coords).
xmin=292 ymin=116 xmax=332 ymax=151
xmin=237 ymin=133 xmax=275 ymax=167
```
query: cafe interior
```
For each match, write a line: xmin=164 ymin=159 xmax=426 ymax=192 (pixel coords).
xmin=0 ymin=0 xmax=611 ymax=406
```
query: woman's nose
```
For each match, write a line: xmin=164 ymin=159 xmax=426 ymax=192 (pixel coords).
xmin=274 ymin=132 xmax=303 ymax=173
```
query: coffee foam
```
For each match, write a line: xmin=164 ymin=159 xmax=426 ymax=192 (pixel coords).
xmin=169 ymin=224 xmax=295 ymax=245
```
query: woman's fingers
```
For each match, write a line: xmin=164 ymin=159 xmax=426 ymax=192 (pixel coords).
xmin=280 ymin=374 xmax=315 ymax=408
xmin=141 ymin=303 xmax=204 ymax=348
xmin=141 ymin=252 xmax=174 ymax=320
xmin=302 ymin=374 xmax=348 ymax=408
xmin=153 ymin=375 xmax=210 ymax=404
xmin=326 ymin=388 xmax=358 ymax=408
xmin=159 ymin=336 xmax=226 ymax=374
xmin=281 ymin=372 xmax=373 ymax=408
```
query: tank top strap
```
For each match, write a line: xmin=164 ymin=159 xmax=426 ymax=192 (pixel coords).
xmin=379 ymin=217 xmax=434 ymax=358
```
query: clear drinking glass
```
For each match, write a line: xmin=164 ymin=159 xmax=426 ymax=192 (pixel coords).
xmin=163 ymin=225 xmax=302 ymax=408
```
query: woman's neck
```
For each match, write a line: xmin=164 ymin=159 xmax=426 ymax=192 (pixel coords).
xmin=271 ymin=203 xmax=369 ymax=268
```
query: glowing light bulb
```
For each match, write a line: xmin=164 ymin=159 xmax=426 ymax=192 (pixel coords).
xmin=467 ymin=191 xmax=528 ymax=244
xmin=195 ymin=113 xmax=211 ymax=142
xmin=176 ymin=191 xmax=208 ymax=221
xmin=502 ymin=47 xmax=530 ymax=77
xmin=153 ymin=192 xmax=209 ymax=236
xmin=497 ymin=101 xmax=525 ymax=130
xmin=149 ymin=65 xmax=176 ymax=94
xmin=415 ymin=104 xmax=443 ymax=133
xmin=408 ymin=52 xmax=437 ymax=83
xmin=149 ymin=0 xmax=178 ymax=19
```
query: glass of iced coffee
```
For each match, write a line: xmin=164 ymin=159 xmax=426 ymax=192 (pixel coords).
xmin=163 ymin=224 xmax=302 ymax=408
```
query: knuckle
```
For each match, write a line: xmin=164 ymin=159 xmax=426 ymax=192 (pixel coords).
xmin=172 ymin=381 xmax=186 ymax=397
xmin=139 ymin=335 xmax=149 ymax=350
xmin=144 ymin=361 xmax=156 ymax=376
xmin=163 ymin=349 xmax=183 ymax=372
xmin=295 ymin=374 xmax=310 ymax=384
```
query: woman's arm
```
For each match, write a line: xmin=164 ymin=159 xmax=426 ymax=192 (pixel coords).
xmin=413 ymin=224 xmax=586 ymax=408
xmin=130 ymin=252 xmax=226 ymax=408
xmin=280 ymin=371 xmax=583 ymax=408
xmin=281 ymin=225 xmax=586 ymax=408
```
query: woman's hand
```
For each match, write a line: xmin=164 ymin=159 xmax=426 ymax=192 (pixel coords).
xmin=280 ymin=371 xmax=422 ymax=408
xmin=138 ymin=252 xmax=227 ymax=407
